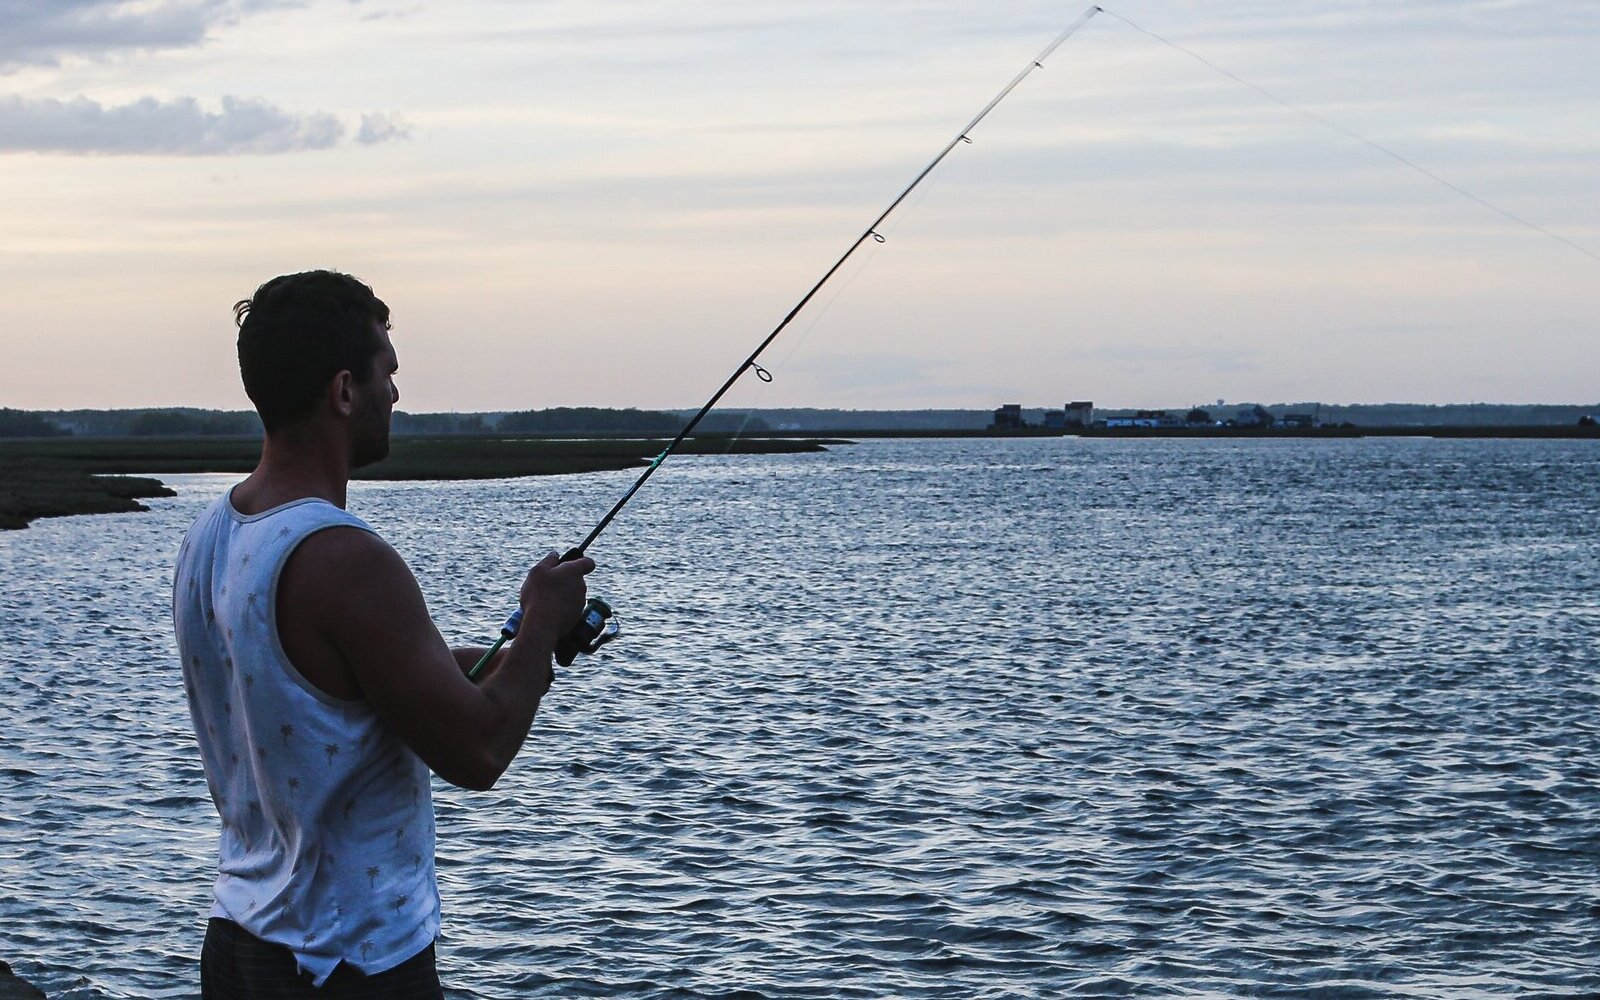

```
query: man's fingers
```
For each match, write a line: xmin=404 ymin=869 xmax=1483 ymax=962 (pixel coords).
xmin=535 ymin=555 xmax=592 ymax=577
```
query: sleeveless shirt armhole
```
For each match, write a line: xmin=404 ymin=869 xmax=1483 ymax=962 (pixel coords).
xmin=268 ymin=521 xmax=380 ymax=709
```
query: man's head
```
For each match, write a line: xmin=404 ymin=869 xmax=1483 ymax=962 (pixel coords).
xmin=235 ymin=270 xmax=398 ymax=466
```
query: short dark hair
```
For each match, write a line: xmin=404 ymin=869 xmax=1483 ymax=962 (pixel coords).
xmin=234 ymin=270 xmax=390 ymax=432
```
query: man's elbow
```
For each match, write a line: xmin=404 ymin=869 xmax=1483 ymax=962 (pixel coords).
xmin=451 ymin=771 xmax=501 ymax=793
xmin=436 ymin=750 xmax=508 ymax=792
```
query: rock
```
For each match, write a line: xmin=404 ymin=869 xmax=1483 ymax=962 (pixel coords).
xmin=0 ymin=962 xmax=45 ymax=1000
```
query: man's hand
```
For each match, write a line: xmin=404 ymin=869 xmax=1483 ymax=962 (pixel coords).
xmin=517 ymin=550 xmax=595 ymax=649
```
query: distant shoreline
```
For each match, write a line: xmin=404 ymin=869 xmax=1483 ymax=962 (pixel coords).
xmin=694 ymin=425 xmax=1600 ymax=440
xmin=1068 ymin=424 xmax=1600 ymax=440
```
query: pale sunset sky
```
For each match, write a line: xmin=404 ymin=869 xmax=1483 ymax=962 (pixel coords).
xmin=0 ymin=1 xmax=1595 ymax=412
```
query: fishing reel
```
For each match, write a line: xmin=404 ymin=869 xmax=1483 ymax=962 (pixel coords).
xmin=554 ymin=597 xmax=621 ymax=666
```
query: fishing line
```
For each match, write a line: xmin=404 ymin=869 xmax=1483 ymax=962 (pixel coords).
xmin=718 ymin=232 xmax=893 ymax=450
xmin=469 ymin=5 xmax=1106 ymax=676
xmin=715 ymin=105 xmax=990 ymax=452
xmin=1097 ymin=6 xmax=1600 ymax=264
xmin=711 ymin=233 xmax=893 ymax=453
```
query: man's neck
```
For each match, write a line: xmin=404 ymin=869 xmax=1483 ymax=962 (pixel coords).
xmin=231 ymin=430 xmax=351 ymax=514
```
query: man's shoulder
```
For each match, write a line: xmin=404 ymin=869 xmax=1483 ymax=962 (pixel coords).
xmin=289 ymin=521 xmax=400 ymax=576
xmin=281 ymin=522 xmax=414 ymax=617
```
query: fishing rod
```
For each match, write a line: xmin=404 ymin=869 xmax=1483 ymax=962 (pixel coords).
xmin=470 ymin=5 xmax=1104 ymax=678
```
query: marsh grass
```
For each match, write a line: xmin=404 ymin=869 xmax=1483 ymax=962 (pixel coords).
xmin=0 ymin=458 xmax=175 ymax=530
xmin=0 ymin=435 xmax=840 ymax=529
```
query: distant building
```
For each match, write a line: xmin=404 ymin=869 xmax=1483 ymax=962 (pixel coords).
xmin=1106 ymin=409 xmax=1182 ymax=429
xmin=1280 ymin=413 xmax=1315 ymax=428
xmin=991 ymin=404 xmax=1025 ymax=430
xmin=1064 ymin=401 xmax=1094 ymax=428
xmin=1234 ymin=404 xmax=1275 ymax=427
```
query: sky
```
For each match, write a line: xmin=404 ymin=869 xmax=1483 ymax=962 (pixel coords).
xmin=0 ymin=0 xmax=1595 ymax=412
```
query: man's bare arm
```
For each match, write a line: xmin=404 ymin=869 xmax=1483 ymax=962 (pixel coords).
xmin=278 ymin=528 xmax=591 ymax=790
xmin=451 ymin=646 xmax=505 ymax=677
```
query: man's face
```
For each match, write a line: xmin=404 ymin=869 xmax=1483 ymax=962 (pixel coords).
xmin=350 ymin=324 xmax=399 ymax=469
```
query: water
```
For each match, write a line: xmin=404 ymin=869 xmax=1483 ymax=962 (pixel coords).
xmin=1 ymin=437 xmax=1596 ymax=998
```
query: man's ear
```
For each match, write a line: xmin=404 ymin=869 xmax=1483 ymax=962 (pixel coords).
xmin=329 ymin=370 xmax=357 ymax=418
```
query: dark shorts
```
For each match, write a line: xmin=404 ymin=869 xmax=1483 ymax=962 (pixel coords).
xmin=201 ymin=918 xmax=443 ymax=999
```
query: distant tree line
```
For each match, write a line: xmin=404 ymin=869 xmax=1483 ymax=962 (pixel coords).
xmin=0 ymin=406 xmax=773 ymax=438
xmin=13 ymin=408 xmax=264 ymax=437
xmin=499 ymin=407 xmax=682 ymax=435
xmin=128 ymin=410 xmax=262 ymax=436
xmin=497 ymin=408 xmax=770 ymax=435
xmin=1311 ymin=403 xmax=1600 ymax=427
xmin=0 ymin=408 xmax=70 ymax=438
xmin=671 ymin=412 xmax=772 ymax=434
xmin=692 ymin=408 xmax=981 ymax=431
xmin=391 ymin=411 xmax=488 ymax=435
xmin=1100 ymin=403 xmax=1600 ymax=428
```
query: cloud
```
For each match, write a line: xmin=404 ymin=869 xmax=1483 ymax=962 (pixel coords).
xmin=356 ymin=112 xmax=409 ymax=145
xmin=0 ymin=2 xmax=411 ymax=157
xmin=0 ymin=0 xmax=296 ymax=72
xmin=0 ymin=94 xmax=350 ymax=155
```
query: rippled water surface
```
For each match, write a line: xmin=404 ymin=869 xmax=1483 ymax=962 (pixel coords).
xmin=2 ymin=438 xmax=1597 ymax=998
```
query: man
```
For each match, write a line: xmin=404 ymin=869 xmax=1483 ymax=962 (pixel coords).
xmin=172 ymin=270 xmax=593 ymax=996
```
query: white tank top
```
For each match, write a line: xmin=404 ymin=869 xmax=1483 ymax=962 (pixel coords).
xmin=173 ymin=492 xmax=440 ymax=986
